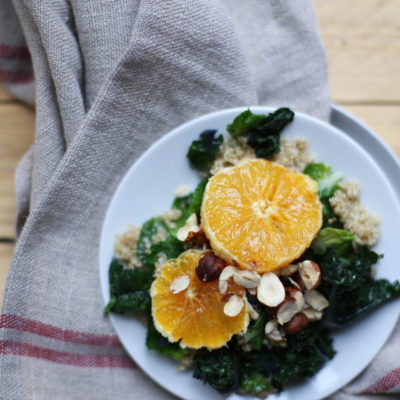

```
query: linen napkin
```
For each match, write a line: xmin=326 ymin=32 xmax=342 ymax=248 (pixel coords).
xmin=0 ymin=0 xmax=398 ymax=399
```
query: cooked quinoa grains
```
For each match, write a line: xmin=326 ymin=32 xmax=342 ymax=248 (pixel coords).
xmin=114 ymin=224 xmax=143 ymax=268
xmin=330 ymin=181 xmax=381 ymax=246
xmin=210 ymin=137 xmax=255 ymax=175
xmin=271 ymin=138 xmax=316 ymax=172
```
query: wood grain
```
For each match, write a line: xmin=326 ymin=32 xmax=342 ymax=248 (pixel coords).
xmin=313 ymin=0 xmax=400 ymax=103
xmin=0 ymin=83 xmax=13 ymax=102
xmin=0 ymin=104 xmax=35 ymax=238
xmin=344 ymin=105 xmax=400 ymax=157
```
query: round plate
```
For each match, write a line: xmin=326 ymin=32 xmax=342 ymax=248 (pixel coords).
xmin=99 ymin=106 xmax=400 ymax=400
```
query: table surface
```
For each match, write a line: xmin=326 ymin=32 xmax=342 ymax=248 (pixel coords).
xmin=1 ymin=0 xmax=400 ymax=308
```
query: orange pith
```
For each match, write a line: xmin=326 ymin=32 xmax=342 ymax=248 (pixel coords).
xmin=201 ymin=159 xmax=322 ymax=272
xmin=150 ymin=250 xmax=249 ymax=349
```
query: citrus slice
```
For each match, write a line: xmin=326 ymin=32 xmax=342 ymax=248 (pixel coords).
xmin=201 ymin=159 xmax=322 ymax=272
xmin=150 ymin=249 xmax=249 ymax=349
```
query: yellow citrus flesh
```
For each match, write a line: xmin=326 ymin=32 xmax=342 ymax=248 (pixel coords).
xmin=150 ymin=249 xmax=249 ymax=349
xmin=201 ymin=159 xmax=322 ymax=272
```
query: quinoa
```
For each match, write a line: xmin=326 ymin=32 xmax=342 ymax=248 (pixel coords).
xmin=210 ymin=137 xmax=256 ymax=175
xmin=329 ymin=181 xmax=381 ymax=246
xmin=114 ymin=224 xmax=143 ymax=268
xmin=271 ymin=138 xmax=316 ymax=172
xmin=161 ymin=209 xmax=182 ymax=229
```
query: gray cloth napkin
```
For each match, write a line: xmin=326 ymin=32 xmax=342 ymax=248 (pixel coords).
xmin=1 ymin=1 xmax=398 ymax=399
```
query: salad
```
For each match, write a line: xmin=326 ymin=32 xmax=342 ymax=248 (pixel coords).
xmin=105 ymin=108 xmax=400 ymax=397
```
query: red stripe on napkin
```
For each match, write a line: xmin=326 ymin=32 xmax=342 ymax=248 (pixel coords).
xmin=0 ymin=340 xmax=136 ymax=368
xmin=0 ymin=44 xmax=31 ymax=60
xmin=0 ymin=69 xmax=33 ymax=83
xmin=363 ymin=368 xmax=400 ymax=393
xmin=0 ymin=314 xmax=122 ymax=347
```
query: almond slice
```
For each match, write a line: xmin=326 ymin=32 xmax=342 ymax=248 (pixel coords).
xmin=297 ymin=260 xmax=321 ymax=290
xmin=223 ymin=295 xmax=244 ymax=317
xmin=170 ymin=275 xmax=190 ymax=294
xmin=257 ymin=272 xmax=285 ymax=307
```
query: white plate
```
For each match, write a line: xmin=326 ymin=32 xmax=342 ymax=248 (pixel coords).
xmin=99 ymin=106 xmax=400 ymax=400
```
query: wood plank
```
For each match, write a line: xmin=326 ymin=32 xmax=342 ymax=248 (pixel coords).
xmin=0 ymin=104 xmax=35 ymax=238
xmin=313 ymin=0 xmax=400 ymax=103
xmin=0 ymin=243 xmax=14 ymax=310
xmin=342 ymin=104 xmax=400 ymax=157
xmin=0 ymin=82 xmax=13 ymax=102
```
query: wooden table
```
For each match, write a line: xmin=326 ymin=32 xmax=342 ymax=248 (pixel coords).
xmin=1 ymin=0 xmax=399 ymax=308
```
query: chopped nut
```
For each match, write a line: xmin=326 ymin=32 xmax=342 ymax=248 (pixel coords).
xmin=279 ymin=264 xmax=298 ymax=277
xmin=257 ymin=272 xmax=285 ymax=307
xmin=265 ymin=320 xmax=286 ymax=342
xmin=196 ymin=251 xmax=226 ymax=282
xmin=244 ymin=297 xmax=259 ymax=320
xmin=233 ymin=270 xmax=261 ymax=289
xmin=177 ymin=214 xmax=200 ymax=242
xmin=170 ymin=275 xmax=190 ymax=294
xmin=284 ymin=313 xmax=309 ymax=335
xmin=297 ymin=260 xmax=321 ymax=290
xmin=219 ymin=266 xmax=237 ymax=293
xmin=302 ymin=306 xmax=323 ymax=321
xmin=304 ymin=289 xmax=329 ymax=311
xmin=276 ymin=289 xmax=305 ymax=325
xmin=224 ymin=295 xmax=244 ymax=317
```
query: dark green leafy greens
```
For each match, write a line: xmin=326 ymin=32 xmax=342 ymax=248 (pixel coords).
xmin=193 ymin=348 xmax=239 ymax=394
xmin=187 ymin=130 xmax=223 ymax=173
xmin=188 ymin=178 xmax=208 ymax=217
xmin=192 ymin=325 xmax=335 ymax=395
xmin=105 ymin=258 xmax=153 ymax=314
xmin=136 ymin=217 xmax=184 ymax=268
xmin=227 ymin=108 xmax=294 ymax=159
xmin=308 ymin=245 xmax=400 ymax=327
xmin=146 ymin=319 xmax=190 ymax=360
xmin=304 ymin=163 xmax=343 ymax=228
xmin=312 ymin=227 xmax=355 ymax=256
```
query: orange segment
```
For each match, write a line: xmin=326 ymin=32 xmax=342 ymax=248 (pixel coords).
xmin=201 ymin=159 xmax=322 ymax=272
xmin=150 ymin=250 xmax=249 ymax=349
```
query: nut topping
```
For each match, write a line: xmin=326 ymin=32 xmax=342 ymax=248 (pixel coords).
xmin=196 ymin=251 xmax=226 ymax=282
xmin=297 ymin=260 xmax=321 ymax=290
xmin=265 ymin=320 xmax=286 ymax=342
xmin=257 ymin=272 xmax=285 ymax=307
xmin=223 ymin=295 xmax=244 ymax=317
xmin=284 ymin=312 xmax=309 ymax=335
xmin=304 ymin=289 xmax=329 ymax=311
xmin=170 ymin=275 xmax=190 ymax=294
xmin=177 ymin=213 xmax=200 ymax=242
xmin=279 ymin=264 xmax=298 ymax=277
xmin=276 ymin=288 xmax=305 ymax=325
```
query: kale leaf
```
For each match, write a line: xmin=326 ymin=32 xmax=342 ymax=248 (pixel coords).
xmin=303 ymin=163 xmax=343 ymax=228
xmin=170 ymin=193 xmax=193 ymax=235
xmin=226 ymin=108 xmax=294 ymax=159
xmin=193 ymin=347 xmax=239 ymax=394
xmin=188 ymin=178 xmax=208 ymax=217
xmin=105 ymin=258 xmax=153 ymax=314
xmin=187 ymin=130 xmax=223 ymax=173
xmin=246 ymin=108 xmax=294 ymax=159
xmin=303 ymin=163 xmax=343 ymax=199
xmin=226 ymin=109 xmax=266 ymax=139
xmin=308 ymin=245 xmax=400 ymax=327
xmin=136 ymin=217 xmax=184 ymax=268
xmin=242 ymin=310 xmax=267 ymax=350
xmin=312 ymin=227 xmax=355 ymax=256
xmin=263 ymin=325 xmax=335 ymax=391
xmin=239 ymin=372 xmax=271 ymax=396
xmin=108 ymin=291 xmax=151 ymax=314
xmin=146 ymin=319 xmax=190 ymax=360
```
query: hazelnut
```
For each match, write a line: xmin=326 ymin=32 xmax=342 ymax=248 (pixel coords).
xmin=196 ymin=251 xmax=226 ymax=282
xmin=284 ymin=312 xmax=309 ymax=335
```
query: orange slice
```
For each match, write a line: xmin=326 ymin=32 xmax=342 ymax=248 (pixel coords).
xmin=150 ymin=249 xmax=249 ymax=349
xmin=201 ymin=159 xmax=322 ymax=272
